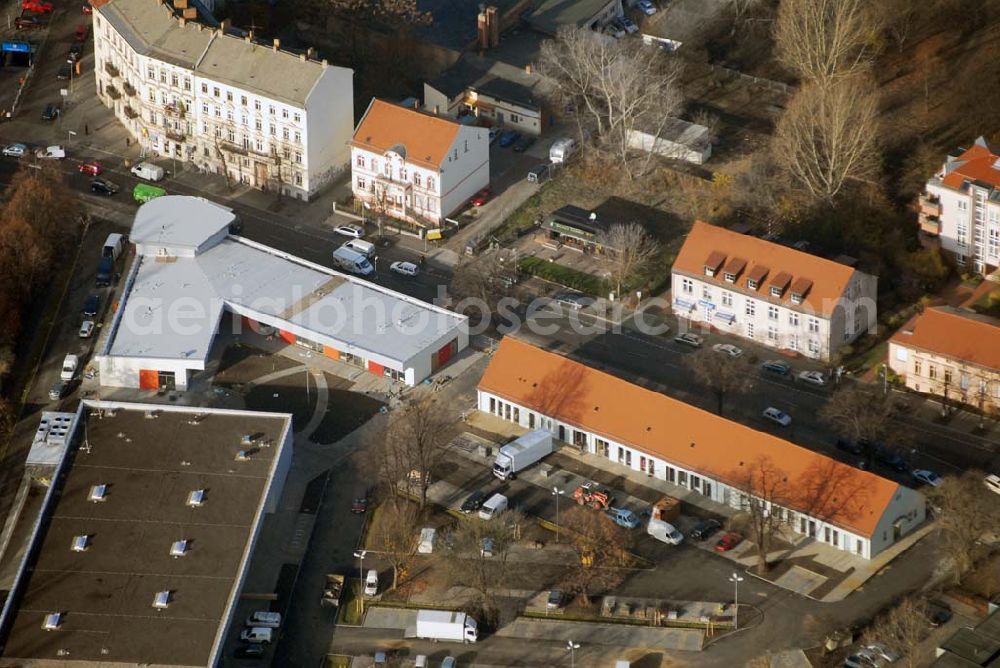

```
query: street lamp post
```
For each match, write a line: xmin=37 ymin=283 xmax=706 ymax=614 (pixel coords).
xmin=880 ymin=363 xmax=888 ymax=395
xmin=353 ymin=550 xmax=367 ymax=616
xmin=729 ymin=572 xmax=744 ymax=630
xmin=567 ymin=640 xmax=580 ymax=668
xmin=552 ymin=487 xmax=564 ymax=543
xmin=67 ymin=129 xmax=77 ymax=145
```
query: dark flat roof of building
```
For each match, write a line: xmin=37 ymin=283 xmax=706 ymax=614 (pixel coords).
xmin=1 ymin=404 xmax=290 ymax=667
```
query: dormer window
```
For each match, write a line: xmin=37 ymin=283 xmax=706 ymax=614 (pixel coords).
xmin=705 ymin=266 xmax=715 ymax=277
xmin=789 ymin=277 xmax=813 ymax=306
xmin=769 ymin=271 xmax=793 ymax=299
xmin=770 ymin=286 xmax=782 ymax=297
xmin=747 ymin=279 xmax=758 ymax=290
xmin=724 ymin=272 xmax=735 ymax=283
xmin=704 ymin=251 xmax=726 ymax=278
xmin=790 ymin=293 xmax=803 ymax=305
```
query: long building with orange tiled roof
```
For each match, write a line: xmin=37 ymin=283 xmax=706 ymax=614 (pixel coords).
xmin=477 ymin=337 xmax=926 ymax=559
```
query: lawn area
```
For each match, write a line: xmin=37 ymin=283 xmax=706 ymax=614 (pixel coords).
xmin=969 ymin=285 xmax=1000 ymax=318
xmin=519 ymin=256 xmax=607 ymax=295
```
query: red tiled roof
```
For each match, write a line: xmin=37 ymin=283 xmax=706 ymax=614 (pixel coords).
xmin=673 ymin=222 xmax=857 ymax=317
xmin=479 ymin=337 xmax=903 ymax=537
xmin=891 ymin=307 xmax=1000 ymax=372
xmin=940 ymin=140 xmax=1000 ymax=191
xmin=351 ymin=99 xmax=462 ymax=169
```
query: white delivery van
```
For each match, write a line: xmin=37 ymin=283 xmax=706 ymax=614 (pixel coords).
xmin=245 ymin=611 xmax=281 ymax=628
xmin=130 ymin=161 xmax=165 ymax=182
xmin=364 ymin=569 xmax=379 ymax=596
xmin=102 ymin=233 xmax=125 ymax=261
xmin=478 ymin=493 xmax=508 ymax=521
xmin=417 ymin=527 xmax=436 ymax=554
xmin=332 ymin=246 xmax=375 ymax=276
xmin=342 ymin=239 xmax=376 ymax=258
xmin=239 ymin=627 xmax=273 ymax=643
xmin=549 ymin=137 xmax=576 ymax=164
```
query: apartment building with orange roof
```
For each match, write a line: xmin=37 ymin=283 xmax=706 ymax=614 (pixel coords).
xmin=888 ymin=306 xmax=1000 ymax=412
xmin=919 ymin=136 xmax=1000 ymax=275
xmin=671 ymin=221 xmax=878 ymax=362
xmin=350 ymin=98 xmax=490 ymax=228
xmin=478 ymin=337 xmax=926 ymax=559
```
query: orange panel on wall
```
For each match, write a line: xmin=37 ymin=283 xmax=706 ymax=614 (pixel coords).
xmin=278 ymin=329 xmax=296 ymax=344
xmin=324 ymin=346 xmax=340 ymax=360
xmin=138 ymin=369 xmax=159 ymax=390
xmin=367 ymin=360 xmax=384 ymax=376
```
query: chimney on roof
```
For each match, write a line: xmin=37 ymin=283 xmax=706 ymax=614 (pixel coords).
xmin=433 ymin=105 xmax=439 ymax=115
xmin=244 ymin=33 xmax=251 ymax=42
xmin=219 ymin=18 xmax=230 ymax=31
xmin=299 ymin=52 xmax=306 ymax=61
xmin=177 ymin=16 xmax=186 ymax=26
xmin=182 ymin=7 xmax=196 ymax=18
xmin=306 ymin=47 xmax=317 ymax=60
xmin=321 ymin=58 xmax=328 ymax=68
xmin=197 ymin=22 xmax=203 ymax=30
xmin=525 ymin=63 xmax=533 ymax=75
xmin=173 ymin=0 xmax=188 ymax=8
xmin=273 ymin=38 xmax=280 ymax=51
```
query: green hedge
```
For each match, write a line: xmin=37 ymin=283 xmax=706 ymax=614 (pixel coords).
xmin=519 ymin=257 xmax=606 ymax=295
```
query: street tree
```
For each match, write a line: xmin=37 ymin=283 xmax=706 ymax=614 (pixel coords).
xmin=927 ymin=470 xmax=1000 ymax=580
xmin=449 ymin=248 xmax=519 ymax=309
xmin=773 ymin=0 xmax=877 ymax=85
xmin=539 ymin=27 xmax=683 ymax=179
xmin=683 ymin=347 xmax=752 ymax=417
xmin=368 ymin=422 xmax=410 ymax=512
xmin=597 ymin=222 xmax=660 ymax=299
xmin=771 ymin=76 xmax=880 ymax=203
xmin=371 ymin=501 xmax=419 ymax=590
xmin=731 ymin=456 xmax=791 ymax=574
xmin=560 ymin=506 xmax=631 ymax=604
xmin=862 ymin=597 xmax=929 ymax=668
xmin=819 ymin=385 xmax=899 ymax=466
xmin=385 ymin=391 xmax=454 ymax=509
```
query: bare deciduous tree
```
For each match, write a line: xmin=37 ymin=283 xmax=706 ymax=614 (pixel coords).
xmin=597 ymin=222 xmax=660 ymax=298
xmin=449 ymin=249 xmax=519 ymax=308
xmin=773 ymin=0 xmax=877 ymax=85
xmin=371 ymin=501 xmax=419 ymax=590
xmin=772 ymin=76 xmax=879 ymax=203
xmin=732 ymin=456 xmax=791 ymax=574
xmin=862 ymin=597 xmax=929 ymax=668
xmin=540 ymin=28 xmax=683 ymax=179
xmin=927 ymin=470 xmax=1000 ymax=581
xmin=683 ymin=347 xmax=752 ymax=417
xmin=560 ymin=506 xmax=630 ymax=604
xmin=386 ymin=391 xmax=454 ymax=509
xmin=819 ymin=385 xmax=898 ymax=466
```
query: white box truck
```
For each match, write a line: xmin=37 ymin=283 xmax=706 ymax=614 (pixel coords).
xmin=130 ymin=161 xmax=165 ymax=181
xmin=549 ymin=137 xmax=576 ymax=164
xmin=492 ymin=429 xmax=553 ymax=480
xmin=414 ymin=609 xmax=478 ymax=643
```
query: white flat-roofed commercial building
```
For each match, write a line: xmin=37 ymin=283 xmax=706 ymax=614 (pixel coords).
xmin=93 ymin=0 xmax=354 ymax=200
xmin=96 ymin=196 xmax=468 ymax=391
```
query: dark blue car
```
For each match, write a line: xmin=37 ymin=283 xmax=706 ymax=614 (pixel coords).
xmin=498 ymin=129 xmax=520 ymax=148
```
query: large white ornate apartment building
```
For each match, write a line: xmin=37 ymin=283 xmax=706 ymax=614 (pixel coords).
xmin=919 ymin=137 xmax=1000 ymax=276
xmin=93 ymin=0 xmax=354 ymax=200
xmin=671 ymin=222 xmax=878 ymax=362
xmin=350 ymin=99 xmax=489 ymax=228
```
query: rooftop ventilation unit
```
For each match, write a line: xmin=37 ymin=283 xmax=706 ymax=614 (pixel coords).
xmin=187 ymin=414 xmax=206 ymax=425
xmin=235 ymin=450 xmax=250 ymax=461
xmin=88 ymin=484 xmax=108 ymax=502
xmin=170 ymin=540 xmax=189 ymax=557
xmin=71 ymin=535 xmax=90 ymax=552
xmin=241 ymin=434 xmax=255 ymax=446
xmin=144 ymin=410 xmax=160 ymax=419
xmin=187 ymin=489 xmax=205 ymax=507
xmin=42 ymin=613 xmax=62 ymax=630
xmin=152 ymin=591 xmax=171 ymax=609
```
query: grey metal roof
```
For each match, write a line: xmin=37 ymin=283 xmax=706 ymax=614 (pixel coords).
xmin=99 ymin=0 xmax=214 ymax=69
xmin=527 ymin=0 xmax=618 ymax=34
xmin=429 ymin=54 xmax=545 ymax=110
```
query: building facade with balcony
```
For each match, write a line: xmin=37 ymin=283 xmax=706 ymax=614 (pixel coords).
xmin=93 ymin=0 xmax=354 ymax=201
xmin=920 ymin=136 xmax=1000 ymax=276
xmin=671 ymin=222 xmax=878 ymax=362
xmin=889 ymin=306 xmax=1000 ymax=413
xmin=350 ymin=99 xmax=489 ymax=228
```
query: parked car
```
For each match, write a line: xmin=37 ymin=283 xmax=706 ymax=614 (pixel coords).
xmin=23 ymin=0 xmax=53 ymax=11
xmin=460 ymin=489 xmax=488 ymax=514
xmin=715 ymin=532 xmax=743 ymax=552
xmin=233 ymin=643 xmax=265 ymax=659
xmin=603 ymin=21 xmax=625 ymax=38
xmin=927 ymin=600 xmax=953 ymax=627
xmin=843 ymin=655 xmax=867 ymax=668
xmin=57 ymin=61 xmax=72 ymax=80
xmin=488 ymin=127 xmax=500 ymax=145
xmin=441 ymin=658 xmax=456 ymax=668
xmin=78 ymin=321 xmax=95 ymax=338
xmin=363 ymin=569 xmax=378 ymax=596
xmin=553 ymin=292 xmax=595 ymax=310
xmin=389 ymin=261 xmax=419 ymax=277
xmin=689 ymin=518 xmax=722 ymax=541
xmin=527 ymin=163 xmax=550 ymax=183
xmin=864 ymin=642 xmax=901 ymax=663
xmin=82 ymin=293 xmax=99 ymax=316
xmin=674 ymin=332 xmax=704 ymax=348
xmin=41 ymin=103 xmax=60 ymax=121
xmin=3 ymin=143 xmax=27 ymax=157
xmin=874 ymin=445 xmax=907 ymax=472
xmin=69 ymin=42 xmax=83 ymax=60
xmin=498 ymin=129 xmax=520 ymax=147
xmin=547 ymin=589 xmax=564 ymax=610
xmin=606 ymin=507 xmax=641 ymax=529
xmin=15 ymin=15 xmax=47 ymax=29
xmin=91 ymin=177 xmax=119 ymax=196
xmin=470 ymin=188 xmax=491 ymax=207
xmin=79 ymin=160 xmax=103 ymax=176
xmin=48 ymin=381 xmax=70 ymax=401
xmin=761 ymin=359 xmax=791 ymax=376
xmin=712 ymin=343 xmax=742 ymax=358
xmin=637 ymin=0 xmax=657 ymax=14
xmin=333 ymin=224 xmax=364 ymax=238
xmin=985 ymin=474 xmax=1000 ymax=496
xmin=512 ymin=134 xmax=535 ymax=152
xmin=797 ymin=370 xmax=826 ymax=386
xmin=763 ymin=407 xmax=792 ymax=427
xmin=81 ymin=2 xmax=92 ymax=12
xmin=74 ymin=23 xmax=90 ymax=41
xmin=835 ymin=437 xmax=865 ymax=455
xmin=480 ymin=537 xmax=494 ymax=558
xmin=912 ymin=469 xmax=942 ymax=487
xmin=620 ymin=15 xmax=639 ymax=32
xmin=60 ymin=354 xmax=79 ymax=381
xmin=351 ymin=495 xmax=369 ymax=514
xmin=36 ymin=145 xmax=65 ymax=159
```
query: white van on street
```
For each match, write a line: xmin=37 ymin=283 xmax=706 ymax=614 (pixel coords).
xmin=245 ymin=611 xmax=281 ymax=628
xmin=364 ymin=569 xmax=379 ymax=596
xmin=102 ymin=233 xmax=125 ymax=261
xmin=332 ymin=246 xmax=375 ymax=276
xmin=478 ymin=493 xmax=508 ymax=521
xmin=130 ymin=161 xmax=165 ymax=181
xmin=341 ymin=239 xmax=376 ymax=258
xmin=239 ymin=627 xmax=273 ymax=644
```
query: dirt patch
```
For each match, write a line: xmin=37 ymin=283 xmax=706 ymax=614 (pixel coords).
xmin=214 ymin=345 xmax=299 ymax=387
xmin=309 ymin=374 xmax=385 ymax=445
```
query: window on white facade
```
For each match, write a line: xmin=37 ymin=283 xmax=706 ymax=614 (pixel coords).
xmin=254 ymin=100 xmax=261 ymax=111
xmin=213 ymin=87 xmax=220 ymax=97
xmin=808 ymin=318 xmax=819 ymax=333
xmin=294 ymin=131 xmax=301 ymax=144
xmin=171 ymin=74 xmax=178 ymax=87
xmin=789 ymin=312 xmax=799 ymax=326
xmin=427 ymin=176 xmax=435 ymax=190
xmin=227 ymin=129 xmax=235 ymax=142
xmin=201 ymin=82 xmax=207 ymax=93
xmin=295 ymin=173 xmax=302 ymax=185
xmin=256 ymin=140 xmax=264 ymax=152
xmin=681 ymin=278 xmax=694 ymax=294
xmin=723 ymin=272 xmax=735 ymax=283
xmin=745 ymin=301 xmax=755 ymax=316
xmin=255 ymin=120 xmax=262 ymax=131
xmin=414 ymin=173 xmax=421 ymax=187
xmin=295 ymin=152 xmax=302 ymax=164
xmin=201 ymin=103 xmax=208 ymax=114
xmin=147 ymin=66 xmax=155 ymax=80
xmin=226 ymin=91 xmax=233 ymax=102
xmin=721 ymin=291 xmax=732 ymax=307
xmin=767 ymin=306 xmax=779 ymax=321
xmin=357 ymin=177 xmax=366 ymax=190
xmin=294 ymin=112 xmax=301 ymax=122
xmin=747 ymin=278 xmax=758 ymax=290
xmin=183 ymin=77 xmax=191 ymax=91
xmin=240 ymin=95 xmax=247 ymax=106
xmin=282 ymin=109 xmax=289 ymax=119
xmin=356 ymin=155 xmax=365 ymax=168
xmin=989 ymin=228 xmax=1000 ymax=259
xmin=958 ymin=221 xmax=968 ymax=247
xmin=958 ymin=200 xmax=968 ymax=211
xmin=269 ymin=105 xmax=275 ymax=115
xmin=746 ymin=322 xmax=754 ymax=338
xmin=282 ymin=128 xmax=289 ymax=141
xmin=808 ymin=339 xmax=820 ymax=355
xmin=215 ymin=107 xmax=221 ymax=117
xmin=702 ymin=286 xmax=712 ymax=300
xmin=767 ymin=326 xmax=778 ymax=341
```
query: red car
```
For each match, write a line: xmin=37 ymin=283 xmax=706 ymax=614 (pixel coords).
xmin=714 ymin=532 xmax=743 ymax=552
xmin=351 ymin=496 xmax=369 ymax=514
xmin=23 ymin=0 xmax=54 ymax=12
xmin=79 ymin=161 xmax=103 ymax=176
xmin=81 ymin=2 xmax=92 ymax=12
xmin=74 ymin=23 xmax=90 ymax=41
xmin=470 ymin=188 xmax=491 ymax=207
